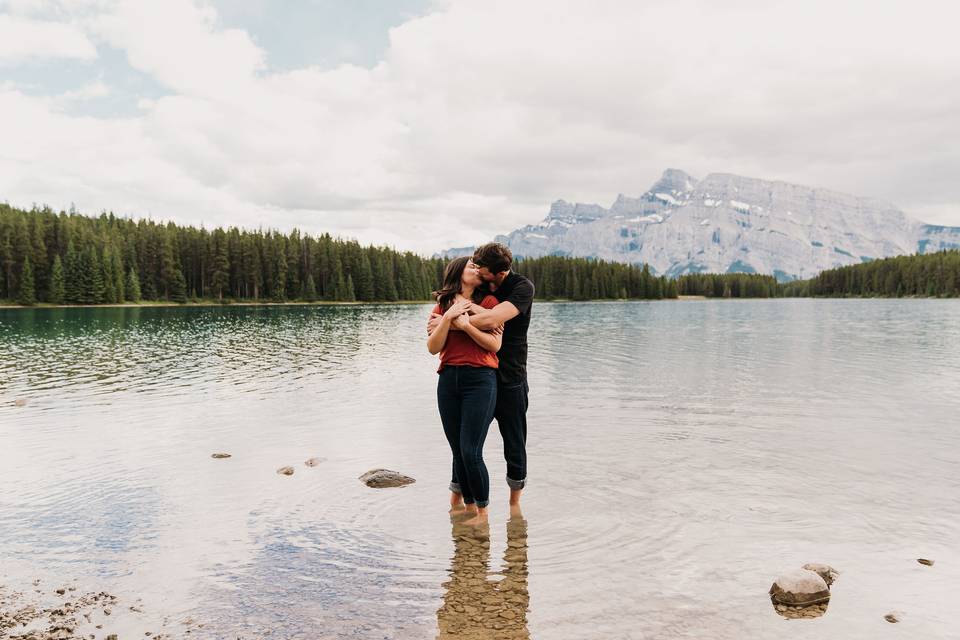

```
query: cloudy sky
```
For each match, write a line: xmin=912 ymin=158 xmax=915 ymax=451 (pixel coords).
xmin=1 ymin=0 xmax=958 ymax=253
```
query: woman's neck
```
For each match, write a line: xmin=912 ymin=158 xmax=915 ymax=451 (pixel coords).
xmin=459 ymin=285 xmax=475 ymax=299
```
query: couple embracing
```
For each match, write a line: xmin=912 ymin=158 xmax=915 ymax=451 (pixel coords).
xmin=426 ymin=243 xmax=534 ymax=526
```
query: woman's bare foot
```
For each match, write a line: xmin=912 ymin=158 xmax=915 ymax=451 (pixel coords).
xmin=509 ymin=502 xmax=524 ymax=520
xmin=448 ymin=491 xmax=465 ymax=513
xmin=462 ymin=507 xmax=488 ymax=527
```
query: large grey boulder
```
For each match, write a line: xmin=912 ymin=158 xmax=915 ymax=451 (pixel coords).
xmin=359 ymin=469 xmax=415 ymax=488
xmin=769 ymin=569 xmax=831 ymax=606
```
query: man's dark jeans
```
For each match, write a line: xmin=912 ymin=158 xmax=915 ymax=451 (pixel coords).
xmin=451 ymin=377 xmax=528 ymax=495
xmin=437 ymin=366 xmax=497 ymax=508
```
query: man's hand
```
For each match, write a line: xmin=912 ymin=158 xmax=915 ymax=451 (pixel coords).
xmin=426 ymin=313 xmax=442 ymax=336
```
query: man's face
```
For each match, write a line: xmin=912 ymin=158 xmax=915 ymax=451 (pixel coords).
xmin=472 ymin=261 xmax=496 ymax=283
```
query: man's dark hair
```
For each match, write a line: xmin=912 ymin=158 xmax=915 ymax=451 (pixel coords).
xmin=473 ymin=242 xmax=513 ymax=274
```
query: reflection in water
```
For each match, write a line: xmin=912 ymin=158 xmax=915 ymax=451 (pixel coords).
xmin=437 ymin=513 xmax=530 ymax=639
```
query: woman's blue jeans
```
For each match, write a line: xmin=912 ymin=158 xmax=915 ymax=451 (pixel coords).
xmin=437 ymin=366 xmax=497 ymax=508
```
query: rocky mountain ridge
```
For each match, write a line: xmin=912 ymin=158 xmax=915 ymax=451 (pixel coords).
xmin=444 ymin=169 xmax=960 ymax=281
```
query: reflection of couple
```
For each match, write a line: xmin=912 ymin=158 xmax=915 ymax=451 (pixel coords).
xmin=427 ymin=243 xmax=534 ymax=526
xmin=436 ymin=511 xmax=530 ymax=639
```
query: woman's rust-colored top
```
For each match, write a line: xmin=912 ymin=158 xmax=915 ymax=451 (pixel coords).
xmin=432 ymin=295 xmax=500 ymax=372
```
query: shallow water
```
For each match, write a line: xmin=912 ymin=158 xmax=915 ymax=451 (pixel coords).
xmin=1 ymin=300 xmax=959 ymax=639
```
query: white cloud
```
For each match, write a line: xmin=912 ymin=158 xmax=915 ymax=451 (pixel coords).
xmin=0 ymin=13 xmax=96 ymax=62
xmin=1 ymin=0 xmax=959 ymax=254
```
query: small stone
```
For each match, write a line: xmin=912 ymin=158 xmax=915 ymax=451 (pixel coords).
xmin=304 ymin=457 xmax=325 ymax=467
xmin=14 ymin=399 xmax=27 ymax=407
xmin=211 ymin=453 xmax=231 ymax=459
xmin=358 ymin=468 xmax=416 ymax=488
xmin=55 ymin=588 xmax=66 ymax=595
xmin=103 ymin=608 xmax=111 ymax=615
xmin=277 ymin=466 xmax=295 ymax=476
xmin=917 ymin=558 xmax=934 ymax=566
xmin=802 ymin=563 xmax=839 ymax=586
xmin=884 ymin=613 xmax=900 ymax=623
xmin=106 ymin=635 xmax=118 ymax=640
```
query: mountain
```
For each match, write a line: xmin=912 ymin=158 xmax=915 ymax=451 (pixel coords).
xmin=443 ymin=169 xmax=960 ymax=281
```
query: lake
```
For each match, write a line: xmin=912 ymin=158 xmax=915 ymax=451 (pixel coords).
xmin=1 ymin=300 xmax=958 ymax=639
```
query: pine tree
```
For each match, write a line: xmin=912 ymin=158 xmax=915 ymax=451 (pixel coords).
xmin=354 ymin=251 xmax=375 ymax=301
xmin=111 ymin=249 xmax=125 ymax=302
xmin=65 ymin=241 xmax=82 ymax=303
xmin=102 ymin=246 xmax=117 ymax=304
xmin=170 ymin=269 xmax=188 ymax=303
xmin=344 ymin=274 xmax=356 ymax=302
xmin=17 ymin=255 xmax=35 ymax=305
xmin=210 ymin=233 xmax=230 ymax=300
xmin=125 ymin=267 xmax=142 ymax=302
xmin=48 ymin=254 xmax=65 ymax=304
xmin=303 ymin=273 xmax=318 ymax=301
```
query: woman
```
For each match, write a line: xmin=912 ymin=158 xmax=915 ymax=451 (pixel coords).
xmin=427 ymin=257 xmax=503 ymax=526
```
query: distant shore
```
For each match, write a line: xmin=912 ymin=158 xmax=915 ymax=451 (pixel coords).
xmin=0 ymin=297 xmax=718 ymax=309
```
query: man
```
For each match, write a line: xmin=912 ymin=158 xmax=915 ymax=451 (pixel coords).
xmin=428 ymin=242 xmax=534 ymax=508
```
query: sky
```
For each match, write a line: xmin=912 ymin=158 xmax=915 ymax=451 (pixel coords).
xmin=1 ymin=0 xmax=958 ymax=254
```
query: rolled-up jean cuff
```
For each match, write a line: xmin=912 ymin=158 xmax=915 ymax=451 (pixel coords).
xmin=506 ymin=476 xmax=526 ymax=490
xmin=449 ymin=482 xmax=461 ymax=494
xmin=476 ymin=500 xmax=490 ymax=508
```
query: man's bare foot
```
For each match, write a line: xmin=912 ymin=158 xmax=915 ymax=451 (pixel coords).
xmin=462 ymin=507 xmax=488 ymax=527
xmin=509 ymin=502 xmax=524 ymax=520
xmin=509 ymin=488 xmax=522 ymax=506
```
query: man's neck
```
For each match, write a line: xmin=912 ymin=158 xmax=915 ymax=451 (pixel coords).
xmin=492 ymin=270 xmax=511 ymax=289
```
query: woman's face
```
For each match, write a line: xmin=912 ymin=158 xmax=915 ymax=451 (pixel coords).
xmin=461 ymin=260 xmax=482 ymax=287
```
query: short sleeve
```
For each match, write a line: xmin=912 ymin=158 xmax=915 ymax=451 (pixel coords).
xmin=431 ymin=304 xmax=441 ymax=315
xmin=481 ymin=295 xmax=499 ymax=310
xmin=506 ymin=278 xmax=534 ymax=315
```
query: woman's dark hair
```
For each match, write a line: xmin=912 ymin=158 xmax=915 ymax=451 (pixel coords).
xmin=433 ymin=256 xmax=486 ymax=312
xmin=472 ymin=242 xmax=513 ymax=274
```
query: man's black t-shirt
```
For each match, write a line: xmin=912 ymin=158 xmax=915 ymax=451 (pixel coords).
xmin=492 ymin=272 xmax=534 ymax=385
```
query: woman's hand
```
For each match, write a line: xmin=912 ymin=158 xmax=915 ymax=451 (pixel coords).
xmin=452 ymin=313 xmax=471 ymax=330
xmin=443 ymin=298 xmax=471 ymax=321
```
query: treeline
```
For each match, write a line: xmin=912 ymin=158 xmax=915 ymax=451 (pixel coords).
xmin=782 ymin=250 xmax=960 ymax=297
xmin=0 ymin=203 xmax=445 ymax=306
xmin=514 ymin=256 xmax=677 ymax=300
xmin=0 ymin=204 xmax=675 ymax=306
xmin=675 ymin=272 xmax=780 ymax=298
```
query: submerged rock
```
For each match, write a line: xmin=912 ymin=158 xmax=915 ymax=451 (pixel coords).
xmin=884 ymin=612 xmax=901 ymax=623
xmin=304 ymin=457 xmax=325 ymax=467
xmin=211 ymin=453 xmax=231 ymax=459
xmin=277 ymin=466 xmax=295 ymax=476
xmin=802 ymin=563 xmax=840 ymax=586
xmin=769 ymin=569 xmax=831 ymax=606
xmin=14 ymin=398 xmax=28 ymax=407
xmin=917 ymin=558 xmax=934 ymax=567
xmin=359 ymin=469 xmax=416 ymax=488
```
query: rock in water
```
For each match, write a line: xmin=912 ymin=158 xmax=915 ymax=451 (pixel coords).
xmin=802 ymin=563 xmax=840 ymax=586
xmin=14 ymin=398 xmax=28 ymax=407
xmin=211 ymin=453 xmax=232 ymax=459
xmin=304 ymin=457 xmax=325 ymax=467
xmin=917 ymin=558 xmax=934 ymax=566
xmin=359 ymin=469 xmax=416 ymax=488
xmin=769 ymin=569 xmax=831 ymax=606
xmin=277 ymin=466 xmax=295 ymax=476
xmin=884 ymin=612 xmax=902 ymax=623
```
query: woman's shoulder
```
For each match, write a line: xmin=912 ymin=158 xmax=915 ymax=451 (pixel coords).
xmin=480 ymin=295 xmax=499 ymax=309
